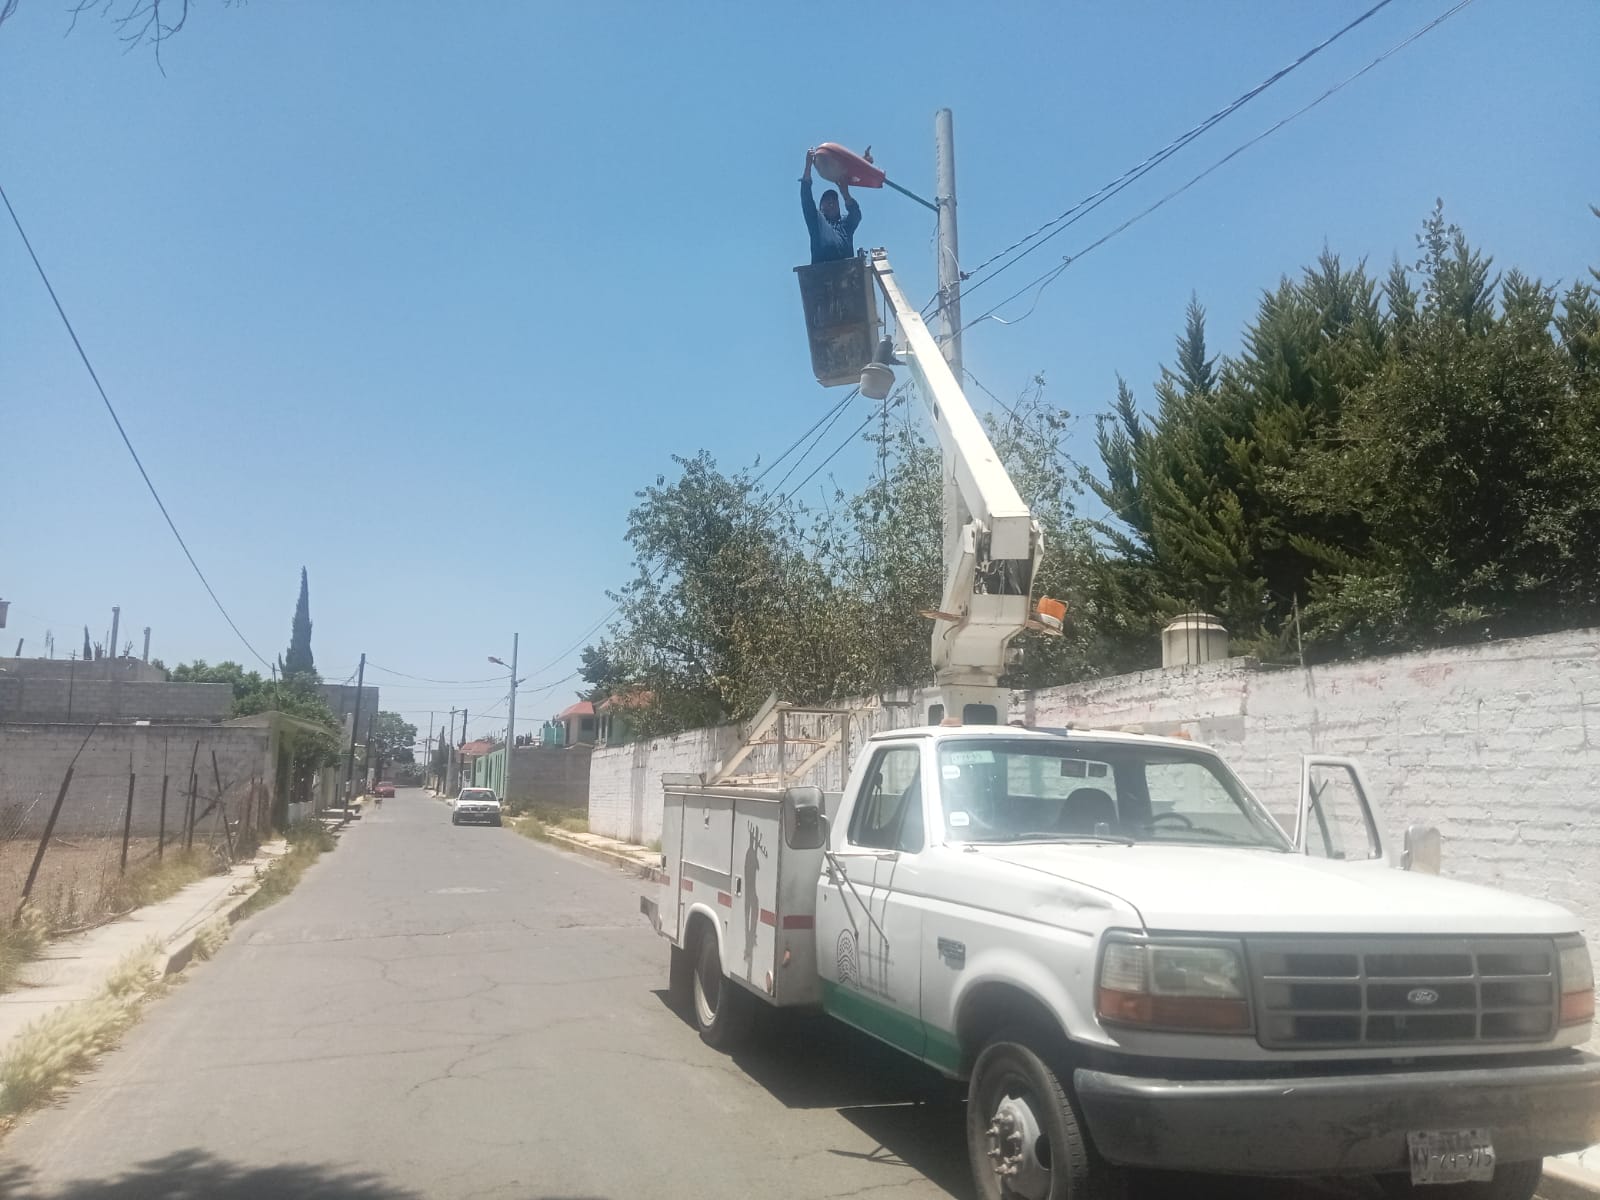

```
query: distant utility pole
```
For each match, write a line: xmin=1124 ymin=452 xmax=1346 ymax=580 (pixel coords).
xmin=489 ymin=635 xmax=519 ymax=804
xmin=445 ymin=707 xmax=459 ymax=792
xmin=141 ymin=627 xmax=151 ymax=663
xmin=109 ymin=607 xmax=121 ymax=664
xmin=343 ymin=653 xmax=366 ymax=803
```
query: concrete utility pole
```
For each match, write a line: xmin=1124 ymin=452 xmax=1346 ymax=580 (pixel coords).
xmin=344 ymin=653 xmax=366 ymax=803
xmin=141 ymin=627 xmax=151 ymax=662
xmin=109 ymin=607 xmax=121 ymax=663
xmin=504 ymin=633 xmax=518 ymax=802
xmin=935 ymin=107 xmax=963 ymax=379
xmin=488 ymin=635 xmax=518 ymax=803
xmin=444 ymin=708 xmax=459 ymax=792
xmin=934 ymin=107 xmax=971 ymax=596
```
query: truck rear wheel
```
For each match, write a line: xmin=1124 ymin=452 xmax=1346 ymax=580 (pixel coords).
xmin=1376 ymin=1160 xmax=1541 ymax=1200
xmin=668 ymin=942 xmax=694 ymax=1013
xmin=691 ymin=929 xmax=750 ymax=1050
xmin=967 ymin=1038 xmax=1115 ymax=1200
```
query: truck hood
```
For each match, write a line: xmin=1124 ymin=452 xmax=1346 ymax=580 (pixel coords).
xmin=972 ymin=843 xmax=1578 ymax=936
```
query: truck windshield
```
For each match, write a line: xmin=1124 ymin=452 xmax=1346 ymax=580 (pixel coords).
xmin=936 ymin=738 xmax=1289 ymax=850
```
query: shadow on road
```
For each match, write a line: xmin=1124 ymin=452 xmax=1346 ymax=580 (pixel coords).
xmin=0 ymin=1150 xmax=422 ymax=1200
xmin=0 ymin=1150 xmax=623 ymax=1200
xmin=649 ymin=989 xmax=1386 ymax=1200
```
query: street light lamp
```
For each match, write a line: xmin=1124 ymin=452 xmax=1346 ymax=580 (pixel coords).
xmin=487 ymin=633 xmax=518 ymax=806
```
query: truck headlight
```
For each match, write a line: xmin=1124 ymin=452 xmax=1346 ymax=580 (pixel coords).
xmin=1096 ymin=937 xmax=1251 ymax=1034
xmin=1558 ymin=938 xmax=1595 ymax=1028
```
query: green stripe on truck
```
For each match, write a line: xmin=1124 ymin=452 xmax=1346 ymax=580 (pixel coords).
xmin=820 ymin=980 xmax=963 ymax=1075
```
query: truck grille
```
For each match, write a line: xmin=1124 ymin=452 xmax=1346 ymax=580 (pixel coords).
xmin=1247 ymin=937 xmax=1557 ymax=1049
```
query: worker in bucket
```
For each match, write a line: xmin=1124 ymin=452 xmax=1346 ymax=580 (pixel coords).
xmin=801 ymin=147 xmax=861 ymax=264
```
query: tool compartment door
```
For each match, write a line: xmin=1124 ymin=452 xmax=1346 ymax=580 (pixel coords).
xmin=660 ymin=786 xmax=686 ymax=942
xmin=678 ymin=787 xmax=736 ymax=960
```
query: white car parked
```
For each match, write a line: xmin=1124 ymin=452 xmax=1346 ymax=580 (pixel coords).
xmin=452 ymin=787 xmax=502 ymax=827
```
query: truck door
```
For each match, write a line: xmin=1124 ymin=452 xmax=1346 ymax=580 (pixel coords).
xmin=1295 ymin=755 xmax=1392 ymax=869
xmin=815 ymin=743 xmax=926 ymax=1059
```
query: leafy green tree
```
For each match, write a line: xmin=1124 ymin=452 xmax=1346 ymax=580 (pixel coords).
xmin=281 ymin=567 xmax=316 ymax=680
xmin=1287 ymin=206 xmax=1600 ymax=651
xmin=365 ymin=711 xmax=418 ymax=776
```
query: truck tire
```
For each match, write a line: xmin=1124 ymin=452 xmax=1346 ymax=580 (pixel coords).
xmin=966 ymin=1038 xmax=1118 ymax=1200
xmin=1376 ymin=1161 xmax=1541 ymax=1200
xmin=668 ymin=942 xmax=694 ymax=1014
xmin=691 ymin=929 xmax=750 ymax=1050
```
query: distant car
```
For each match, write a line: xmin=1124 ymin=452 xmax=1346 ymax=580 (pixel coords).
xmin=374 ymin=781 xmax=396 ymax=798
xmin=452 ymin=787 xmax=502 ymax=827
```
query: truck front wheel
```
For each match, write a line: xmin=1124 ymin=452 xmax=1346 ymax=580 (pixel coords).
xmin=1376 ymin=1161 xmax=1541 ymax=1200
xmin=967 ymin=1038 xmax=1116 ymax=1200
xmin=691 ymin=929 xmax=750 ymax=1050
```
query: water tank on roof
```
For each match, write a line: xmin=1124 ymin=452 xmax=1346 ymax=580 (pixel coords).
xmin=1161 ymin=613 xmax=1229 ymax=668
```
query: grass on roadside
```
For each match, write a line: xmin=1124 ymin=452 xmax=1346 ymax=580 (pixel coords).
xmin=233 ymin=820 xmax=335 ymax=921
xmin=1 ymin=849 xmax=224 ymax=998
xmin=101 ymin=848 xmax=225 ymax=919
xmin=0 ymin=908 xmax=49 ymax=996
xmin=508 ymin=807 xmax=588 ymax=843
xmin=0 ymin=941 xmax=161 ymax=1119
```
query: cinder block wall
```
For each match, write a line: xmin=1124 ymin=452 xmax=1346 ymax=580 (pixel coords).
xmin=505 ymin=745 xmax=593 ymax=812
xmin=0 ymin=677 xmax=233 ymax=723
xmin=1027 ymin=628 xmax=1600 ymax=938
xmin=0 ymin=723 xmax=274 ymax=840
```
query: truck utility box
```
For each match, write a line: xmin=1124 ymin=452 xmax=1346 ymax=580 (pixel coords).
xmin=643 ymin=775 xmax=839 ymax=1008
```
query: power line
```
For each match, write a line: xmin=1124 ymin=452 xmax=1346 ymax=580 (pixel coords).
xmin=958 ymin=0 xmax=1476 ymax=339
xmin=2 ymin=181 xmax=272 ymax=670
xmin=752 ymin=387 xmax=860 ymax=485
xmin=364 ymin=662 xmax=507 ymax=686
xmin=521 ymin=389 xmax=870 ymax=687
xmin=943 ymin=0 xmax=1398 ymax=311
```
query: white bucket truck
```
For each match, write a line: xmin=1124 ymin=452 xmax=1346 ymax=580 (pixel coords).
xmin=640 ymin=250 xmax=1600 ymax=1198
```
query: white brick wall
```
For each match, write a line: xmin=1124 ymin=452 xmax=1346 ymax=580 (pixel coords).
xmin=591 ymin=629 xmax=1600 ymax=943
xmin=1027 ymin=628 xmax=1600 ymax=939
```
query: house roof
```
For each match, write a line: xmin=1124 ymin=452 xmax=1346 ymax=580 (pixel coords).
xmin=557 ymin=700 xmax=595 ymax=719
xmin=458 ymin=739 xmax=498 ymax=756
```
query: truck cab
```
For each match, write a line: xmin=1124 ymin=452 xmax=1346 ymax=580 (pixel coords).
xmin=650 ymin=723 xmax=1600 ymax=1199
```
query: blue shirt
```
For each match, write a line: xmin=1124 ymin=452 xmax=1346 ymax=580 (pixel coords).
xmin=801 ymin=178 xmax=861 ymax=264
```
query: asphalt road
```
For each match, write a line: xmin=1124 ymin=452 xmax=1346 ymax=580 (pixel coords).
xmin=1 ymin=789 xmax=1374 ymax=1200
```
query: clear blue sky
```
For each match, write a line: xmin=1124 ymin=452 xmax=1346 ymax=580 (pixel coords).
xmin=4 ymin=1 xmax=1596 ymax=744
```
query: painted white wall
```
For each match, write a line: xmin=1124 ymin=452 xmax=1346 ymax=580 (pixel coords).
xmin=590 ymin=628 xmax=1600 ymax=941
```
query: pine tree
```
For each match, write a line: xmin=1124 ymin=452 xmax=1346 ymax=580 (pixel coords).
xmin=283 ymin=568 xmax=316 ymax=680
xmin=82 ymin=627 xmax=92 ymax=661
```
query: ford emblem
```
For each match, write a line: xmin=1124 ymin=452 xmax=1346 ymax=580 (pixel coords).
xmin=1407 ymin=987 xmax=1440 ymax=1006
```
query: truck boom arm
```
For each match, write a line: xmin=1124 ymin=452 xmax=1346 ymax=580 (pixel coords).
xmin=867 ymin=249 xmax=1044 ymax=722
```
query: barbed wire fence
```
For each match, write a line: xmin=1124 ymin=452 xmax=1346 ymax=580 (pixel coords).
xmin=1 ymin=725 xmax=271 ymax=933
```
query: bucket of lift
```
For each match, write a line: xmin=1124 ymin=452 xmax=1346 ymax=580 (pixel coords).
xmin=795 ymin=255 xmax=880 ymax=387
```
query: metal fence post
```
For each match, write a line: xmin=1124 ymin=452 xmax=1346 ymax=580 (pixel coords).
xmin=16 ymin=766 xmax=74 ymax=922
xmin=120 ymin=757 xmax=136 ymax=875
xmin=157 ymin=774 xmax=170 ymax=861
xmin=211 ymin=751 xmax=235 ymax=863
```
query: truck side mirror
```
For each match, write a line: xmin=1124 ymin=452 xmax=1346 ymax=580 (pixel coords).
xmin=782 ymin=786 xmax=827 ymax=851
xmin=1402 ymin=824 xmax=1442 ymax=874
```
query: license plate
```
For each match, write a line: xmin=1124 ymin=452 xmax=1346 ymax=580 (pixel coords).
xmin=1407 ymin=1130 xmax=1496 ymax=1185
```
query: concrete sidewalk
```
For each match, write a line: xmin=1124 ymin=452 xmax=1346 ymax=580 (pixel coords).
xmin=0 ymin=839 xmax=288 ymax=1059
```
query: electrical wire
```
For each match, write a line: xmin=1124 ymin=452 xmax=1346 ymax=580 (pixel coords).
xmin=2 ymin=181 xmax=273 ymax=670
xmin=958 ymin=0 xmax=1476 ymax=339
xmin=942 ymin=0 xmax=1399 ymax=312
xmin=364 ymin=662 xmax=507 ymax=686
xmin=764 ymin=388 xmax=860 ymax=500
xmin=752 ymin=387 xmax=860 ymax=485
